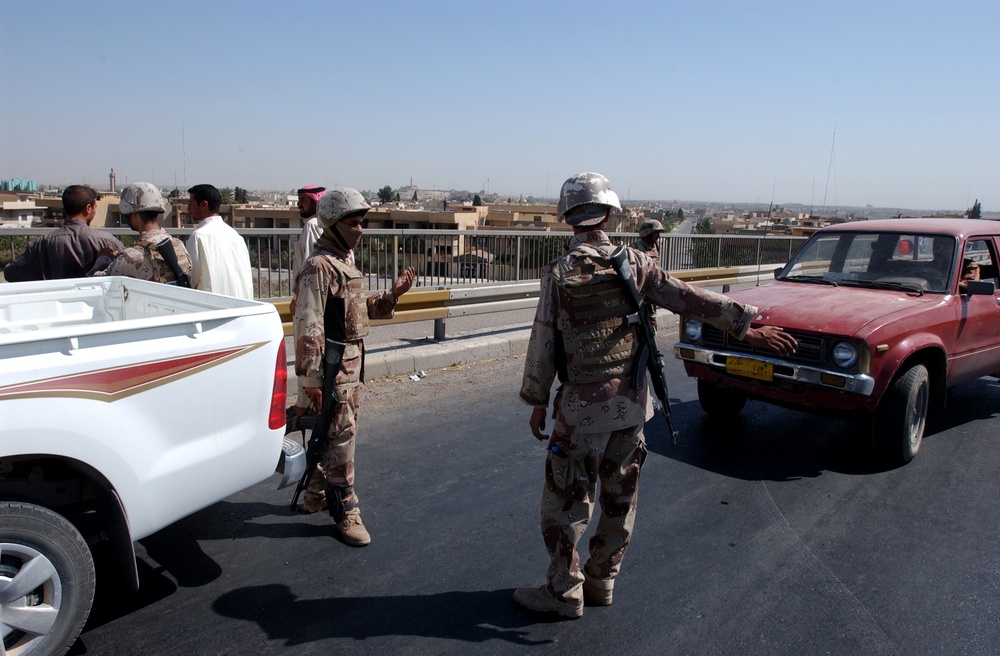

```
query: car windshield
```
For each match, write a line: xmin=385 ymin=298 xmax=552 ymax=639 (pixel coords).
xmin=777 ymin=231 xmax=956 ymax=293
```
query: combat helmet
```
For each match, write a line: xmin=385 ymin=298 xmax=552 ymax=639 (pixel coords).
xmin=638 ymin=219 xmax=666 ymax=238
xmin=556 ymin=172 xmax=621 ymax=226
xmin=119 ymin=182 xmax=165 ymax=215
xmin=317 ymin=187 xmax=371 ymax=228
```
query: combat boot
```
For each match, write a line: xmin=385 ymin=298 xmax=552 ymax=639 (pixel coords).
xmin=512 ymin=585 xmax=583 ymax=619
xmin=335 ymin=508 xmax=371 ymax=546
xmin=582 ymin=571 xmax=614 ymax=606
xmin=301 ymin=493 xmax=327 ymax=514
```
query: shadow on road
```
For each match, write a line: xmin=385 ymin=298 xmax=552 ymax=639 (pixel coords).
xmin=214 ymin=584 xmax=553 ymax=647
xmin=646 ymin=378 xmax=1000 ymax=482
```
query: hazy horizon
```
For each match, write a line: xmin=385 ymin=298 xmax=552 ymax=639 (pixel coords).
xmin=2 ymin=1 xmax=996 ymax=213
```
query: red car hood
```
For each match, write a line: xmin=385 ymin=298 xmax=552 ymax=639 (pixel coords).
xmin=728 ymin=281 xmax=941 ymax=337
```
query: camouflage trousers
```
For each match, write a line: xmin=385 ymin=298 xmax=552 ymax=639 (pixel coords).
xmin=540 ymin=419 xmax=646 ymax=603
xmin=304 ymin=383 xmax=362 ymax=514
xmin=295 ymin=386 xmax=328 ymax=509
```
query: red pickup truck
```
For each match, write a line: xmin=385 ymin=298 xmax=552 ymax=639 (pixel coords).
xmin=674 ymin=218 xmax=1000 ymax=465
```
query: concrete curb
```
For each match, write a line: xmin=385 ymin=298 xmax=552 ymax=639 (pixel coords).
xmin=365 ymin=329 xmax=532 ymax=380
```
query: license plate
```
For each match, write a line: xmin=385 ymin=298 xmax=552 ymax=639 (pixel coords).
xmin=726 ymin=356 xmax=773 ymax=382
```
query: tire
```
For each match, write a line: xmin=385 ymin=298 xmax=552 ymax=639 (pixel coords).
xmin=697 ymin=379 xmax=748 ymax=417
xmin=872 ymin=363 xmax=929 ymax=465
xmin=0 ymin=502 xmax=96 ymax=656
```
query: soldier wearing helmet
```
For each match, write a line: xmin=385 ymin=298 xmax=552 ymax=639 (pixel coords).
xmin=291 ymin=187 xmax=416 ymax=545
xmin=632 ymin=219 xmax=669 ymax=330
xmin=634 ymin=219 xmax=667 ymax=259
xmin=89 ymin=182 xmax=192 ymax=284
xmin=4 ymin=185 xmax=123 ymax=282
xmin=514 ymin=172 xmax=797 ymax=619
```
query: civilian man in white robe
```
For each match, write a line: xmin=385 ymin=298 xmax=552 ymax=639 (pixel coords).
xmin=186 ymin=184 xmax=254 ymax=299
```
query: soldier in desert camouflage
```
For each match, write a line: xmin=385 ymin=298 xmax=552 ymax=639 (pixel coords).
xmin=631 ymin=218 xmax=668 ymax=329
xmin=514 ymin=172 xmax=797 ymax=619
xmin=292 ymin=187 xmax=415 ymax=546
xmin=89 ymin=182 xmax=192 ymax=283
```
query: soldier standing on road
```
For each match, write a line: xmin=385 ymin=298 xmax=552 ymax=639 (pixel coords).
xmin=514 ymin=172 xmax=797 ymax=618
xmin=89 ymin=183 xmax=192 ymax=284
xmin=292 ymin=187 xmax=416 ymax=545
xmin=631 ymin=219 xmax=668 ymax=329
xmin=632 ymin=219 xmax=667 ymax=262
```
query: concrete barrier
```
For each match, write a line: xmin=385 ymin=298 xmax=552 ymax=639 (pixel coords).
xmin=272 ymin=264 xmax=783 ymax=337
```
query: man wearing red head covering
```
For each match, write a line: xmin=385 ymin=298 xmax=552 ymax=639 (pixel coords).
xmin=295 ymin=185 xmax=326 ymax=276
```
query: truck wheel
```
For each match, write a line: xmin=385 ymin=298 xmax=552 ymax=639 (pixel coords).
xmin=0 ymin=502 xmax=96 ymax=656
xmin=872 ymin=363 xmax=929 ymax=465
xmin=697 ymin=379 xmax=748 ymax=417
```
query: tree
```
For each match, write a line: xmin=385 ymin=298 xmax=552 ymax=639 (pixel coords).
xmin=235 ymin=187 xmax=248 ymax=204
xmin=677 ymin=207 xmax=684 ymax=220
xmin=168 ymin=188 xmax=180 ymax=198
xmin=220 ymin=187 xmax=234 ymax=204
xmin=967 ymin=199 xmax=982 ymax=219
xmin=377 ymin=185 xmax=394 ymax=203
xmin=412 ymin=190 xmax=418 ymax=202
xmin=393 ymin=192 xmax=400 ymax=202
xmin=473 ymin=194 xmax=483 ymax=206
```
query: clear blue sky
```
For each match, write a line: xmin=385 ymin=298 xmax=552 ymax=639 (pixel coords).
xmin=2 ymin=0 xmax=997 ymax=211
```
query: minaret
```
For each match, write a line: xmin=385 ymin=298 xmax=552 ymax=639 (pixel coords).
xmin=109 ymin=168 xmax=117 ymax=194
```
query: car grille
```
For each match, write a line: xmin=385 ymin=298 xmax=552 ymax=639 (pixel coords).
xmin=701 ymin=324 xmax=825 ymax=366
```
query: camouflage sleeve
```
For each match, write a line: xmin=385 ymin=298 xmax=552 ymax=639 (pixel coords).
xmin=366 ymin=290 xmax=398 ymax=321
xmin=293 ymin=258 xmax=335 ymax=387
xmin=104 ymin=247 xmax=148 ymax=279
xmin=519 ymin=270 xmax=559 ymax=407
xmin=632 ymin=249 xmax=757 ymax=339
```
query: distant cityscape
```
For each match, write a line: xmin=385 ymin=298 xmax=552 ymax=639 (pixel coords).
xmin=2 ymin=174 xmax=996 ymax=234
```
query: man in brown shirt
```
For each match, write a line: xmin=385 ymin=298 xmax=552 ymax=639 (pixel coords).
xmin=3 ymin=185 xmax=123 ymax=282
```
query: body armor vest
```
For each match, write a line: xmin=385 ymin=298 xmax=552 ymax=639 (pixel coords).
xmin=136 ymin=239 xmax=181 ymax=283
xmin=324 ymin=256 xmax=371 ymax=342
xmin=555 ymin=254 xmax=637 ymax=384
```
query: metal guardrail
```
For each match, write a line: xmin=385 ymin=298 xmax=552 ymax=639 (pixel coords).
xmin=1 ymin=227 xmax=806 ymax=298
xmin=270 ymin=263 xmax=784 ymax=339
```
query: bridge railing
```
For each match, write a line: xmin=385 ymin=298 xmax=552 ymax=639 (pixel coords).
xmin=1 ymin=227 xmax=806 ymax=300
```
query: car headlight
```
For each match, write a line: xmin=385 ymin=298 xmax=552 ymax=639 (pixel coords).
xmin=683 ymin=318 xmax=703 ymax=343
xmin=831 ymin=340 xmax=858 ymax=369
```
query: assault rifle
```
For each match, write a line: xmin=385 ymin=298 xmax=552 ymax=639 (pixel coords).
xmin=609 ymin=245 xmax=678 ymax=444
xmin=288 ymin=338 xmax=346 ymax=512
xmin=154 ymin=237 xmax=192 ymax=288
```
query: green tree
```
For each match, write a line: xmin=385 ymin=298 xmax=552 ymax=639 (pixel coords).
xmin=378 ymin=185 xmax=394 ymax=203
xmin=967 ymin=199 xmax=982 ymax=219
xmin=393 ymin=192 xmax=401 ymax=202
xmin=168 ymin=188 xmax=180 ymax=198
xmin=235 ymin=187 xmax=248 ymax=204
xmin=220 ymin=187 xmax=234 ymax=204
xmin=473 ymin=194 xmax=483 ymax=206
xmin=412 ymin=190 xmax=418 ymax=202
xmin=677 ymin=207 xmax=684 ymax=219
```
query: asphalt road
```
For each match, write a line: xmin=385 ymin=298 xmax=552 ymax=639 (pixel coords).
xmin=71 ymin=349 xmax=1000 ymax=656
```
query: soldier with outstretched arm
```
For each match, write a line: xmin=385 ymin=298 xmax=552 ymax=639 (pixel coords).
xmin=514 ymin=172 xmax=796 ymax=619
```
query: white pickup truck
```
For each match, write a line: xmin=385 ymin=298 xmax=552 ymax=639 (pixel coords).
xmin=0 ymin=277 xmax=304 ymax=656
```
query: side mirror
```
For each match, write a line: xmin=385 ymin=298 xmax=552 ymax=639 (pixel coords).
xmin=965 ymin=279 xmax=996 ymax=296
xmin=773 ymin=266 xmax=784 ymax=279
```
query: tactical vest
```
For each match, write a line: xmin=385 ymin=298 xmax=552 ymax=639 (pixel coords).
xmin=136 ymin=239 xmax=181 ymax=283
xmin=323 ymin=256 xmax=371 ymax=342
xmin=555 ymin=253 xmax=637 ymax=384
